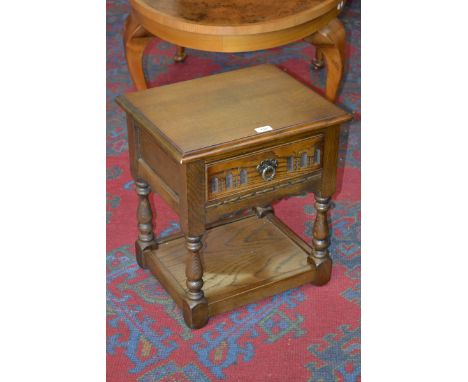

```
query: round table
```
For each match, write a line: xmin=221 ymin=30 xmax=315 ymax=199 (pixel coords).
xmin=124 ymin=0 xmax=347 ymax=101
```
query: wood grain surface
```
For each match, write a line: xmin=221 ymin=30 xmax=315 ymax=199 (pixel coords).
xmin=147 ymin=215 xmax=314 ymax=316
xmin=132 ymin=7 xmax=339 ymax=53
xmin=124 ymin=0 xmax=346 ymax=102
xmin=207 ymin=135 xmax=323 ymax=201
xmin=134 ymin=0 xmax=340 ymax=34
xmin=120 ymin=65 xmax=350 ymax=160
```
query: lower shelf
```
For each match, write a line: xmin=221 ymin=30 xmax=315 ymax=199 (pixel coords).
xmin=145 ymin=214 xmax=318 ymax=317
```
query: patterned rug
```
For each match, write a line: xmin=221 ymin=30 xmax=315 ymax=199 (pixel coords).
xmin=107 ymin=1 xmax=361 ymax=380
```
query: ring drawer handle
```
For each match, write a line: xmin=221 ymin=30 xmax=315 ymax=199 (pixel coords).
xmin=256 ymin=159 xmax=278 ymax=181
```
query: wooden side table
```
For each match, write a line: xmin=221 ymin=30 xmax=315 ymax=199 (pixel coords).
xmin=124 ymin=0 xmax=347 ymax=101
xmin=116 ymin=65 xmax=352 ymax=328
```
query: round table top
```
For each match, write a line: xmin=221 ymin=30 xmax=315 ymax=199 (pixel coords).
xmin=132 ymin=0 xmax=341 ymax=35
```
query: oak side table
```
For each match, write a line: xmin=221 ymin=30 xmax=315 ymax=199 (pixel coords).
xmin=116 ymin=65 xmax=352 ymax=329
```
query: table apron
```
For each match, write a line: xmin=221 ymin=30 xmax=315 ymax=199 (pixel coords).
xmin=133 ymin=8 xmax=339 ymax=52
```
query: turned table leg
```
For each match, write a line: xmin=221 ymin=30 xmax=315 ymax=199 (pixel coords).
xmin=179 ymin=160 xmax=208 ymax=329
xmin=123 ymin=13 xmax=153 ymax=90
xmin=173 ymin=46 xmax=187 ymax=63
xmin=306 ymin=18 xmax=346 ymax=102
xmin=183 ymin=235 xmax=208 ymax=329
xmin=309 ymin=194 xmax=333 ymax=285
xmin=135 ymin=180 xmax=157 ymax=269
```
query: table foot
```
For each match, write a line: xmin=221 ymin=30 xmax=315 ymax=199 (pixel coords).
xmin=306 ymin=18 xmax=346 ymax=101
xmin=173 ymin=46 xmax=187 ymax=63
xmin=182 ymin=298 xmax=209 ymax=329
xmin=123 ymin=13 xmax=153 ymax=90
xmin=135 ymin=180 xmax=158 ymax=269
xmin=308 ymin=195 xmax=332 ymax=285
xmin=311 ymin=49 xmax=325 ymax=70
xmin=311 ymin=258 xmax=332 ymax=286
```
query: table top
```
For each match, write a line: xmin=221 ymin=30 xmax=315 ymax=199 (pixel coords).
xmin=117 ymin=65 xmax=351 ymax=161
xmin=133 ymin=0 xmax=340 ymax=34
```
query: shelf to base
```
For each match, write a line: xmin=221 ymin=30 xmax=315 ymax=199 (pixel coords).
xmin=144 ymin=213 xmax=329 ymax=325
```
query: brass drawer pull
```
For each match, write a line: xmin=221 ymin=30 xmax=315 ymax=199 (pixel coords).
xmin=256 ymin=159 xmax=278 ymax=181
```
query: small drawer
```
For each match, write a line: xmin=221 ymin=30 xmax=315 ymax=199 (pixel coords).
xmin=206 ymin=135 xmax=323 ymax=201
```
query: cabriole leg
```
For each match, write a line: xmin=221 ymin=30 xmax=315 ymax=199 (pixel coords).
xmin=123 ymin=13 xmax=153 ymax=90
xmin=306 ymin=18 xmax=346 ymax=101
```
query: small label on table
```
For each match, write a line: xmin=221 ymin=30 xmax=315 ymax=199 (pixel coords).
xmin=255 ymin=125 xmax=273 ymax=133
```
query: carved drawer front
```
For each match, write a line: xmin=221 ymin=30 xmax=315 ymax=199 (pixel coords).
xmin=207 ymin=135 xmax=323 ymax=201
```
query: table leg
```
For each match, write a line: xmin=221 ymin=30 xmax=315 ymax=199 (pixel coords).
xmin=182 ymin=235 xmax=208 ymax=328
xmin=253 ymin=205 xmax=274 ymax=218
xmin=309 ymin=194 xmax=332 ymax=285
xmin=311 ymin=49 xmax=325 ymax=70
xmin=123 ymin=13 xmax=153 ymax=90
xmin=135 ymin=180 xmax=158 ymax=269
xmin=179 ymin=161 xmax=208 ymax=328
xmin=306 ymin=18 xmax=346 ymax=102
xmin=174 ymin=46 xmax=187 ymax=63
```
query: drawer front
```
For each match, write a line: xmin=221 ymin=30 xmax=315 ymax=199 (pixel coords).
xmin=207 ymin=135 xmax=323 ymax=201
